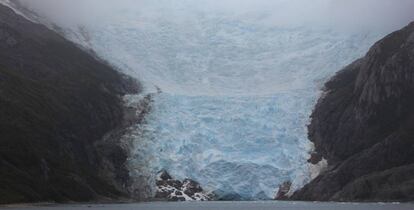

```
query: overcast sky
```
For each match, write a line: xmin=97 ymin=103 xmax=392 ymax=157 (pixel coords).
xmin=16 ymin=0 xmax=414 ymax=31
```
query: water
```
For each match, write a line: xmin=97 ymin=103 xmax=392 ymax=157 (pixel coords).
xmin=2 ymin=202 xmax=414 ymax=210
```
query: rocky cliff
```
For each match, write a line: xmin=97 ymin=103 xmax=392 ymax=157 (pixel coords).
xmin=0 ymin=4 xmax=142 ymax=204
xmin=292 ymin=22 xmax=414 ymax=201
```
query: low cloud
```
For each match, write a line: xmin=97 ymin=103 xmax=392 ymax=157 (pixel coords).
xmin=16 ymin=0 xmax=414 ymax=30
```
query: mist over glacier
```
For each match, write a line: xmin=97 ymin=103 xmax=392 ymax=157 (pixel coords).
xmin=12 ymin=0 xmax=414 ymax=199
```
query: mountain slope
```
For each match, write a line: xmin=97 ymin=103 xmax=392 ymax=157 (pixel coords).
xmin=292 ymin=22 xmax=414 ymax=201
xmin=0 ymin=4 xmax=140 ymax=203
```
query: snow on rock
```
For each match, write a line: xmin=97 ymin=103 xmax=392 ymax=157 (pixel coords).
xmin=155 ymin=170 xmax=212 ymax=201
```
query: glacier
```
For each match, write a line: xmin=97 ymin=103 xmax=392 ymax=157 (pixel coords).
xmin=13 ymin=0 xmax=393 ymax=200
xmin=90 ymin=15 xmax=382 ymax=198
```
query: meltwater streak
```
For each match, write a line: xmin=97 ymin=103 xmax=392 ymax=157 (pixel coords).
xmin=57 ymin=2 xmax=385 ymax=199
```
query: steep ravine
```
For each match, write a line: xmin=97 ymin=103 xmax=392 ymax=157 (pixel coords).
xmin=292 ymin=22 xmax=414 ymax=201
xmin=0 ymin=4 xmax=143 ymax=204
xmin=3 ymin=0 xmax=412 ymax=203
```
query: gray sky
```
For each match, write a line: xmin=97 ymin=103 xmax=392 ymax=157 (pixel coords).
xmin=17 ymin=0 xmax=414 ymax=30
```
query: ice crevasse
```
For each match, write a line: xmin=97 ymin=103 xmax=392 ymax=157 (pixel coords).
xmin=27 ymin=1 xmax=389 ymax=200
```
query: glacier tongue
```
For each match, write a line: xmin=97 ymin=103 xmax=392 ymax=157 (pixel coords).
xmin=83 ymin=16 xmax=382 ymax=198
xmin=128 ymin=92 xmax=316 ymax=198
xmin=27 ymin=1 xmax=387 ymax=199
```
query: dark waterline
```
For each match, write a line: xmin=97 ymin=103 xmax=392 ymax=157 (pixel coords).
xmin=2 ymin=201 xmax=414 ymax=210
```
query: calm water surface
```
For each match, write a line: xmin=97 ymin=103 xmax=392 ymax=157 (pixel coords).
xmin=2 ymin=201 xmax=414 ymax=210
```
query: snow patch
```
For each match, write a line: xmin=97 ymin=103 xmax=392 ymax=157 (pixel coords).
xmin=310 ymin=158 xmax=328 ymax=180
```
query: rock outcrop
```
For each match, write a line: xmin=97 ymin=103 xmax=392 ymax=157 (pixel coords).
xmin=155 ymin=170 xmax=212 ymax=201
xmin=292 ymin=22 xmax=414 ymax=201
xmin=275 ymin=181 xmax=292 ymax=200
xmin=0 ymin=4 xmax=143 ymax=204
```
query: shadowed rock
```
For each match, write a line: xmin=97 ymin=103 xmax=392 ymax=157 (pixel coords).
xmin=292 ymin=22 xmax=414 ymax=202
xmin=0 ymin=4 xmax=143 ymax=204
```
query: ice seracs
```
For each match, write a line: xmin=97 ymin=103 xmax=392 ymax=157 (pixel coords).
xmin=81 ymin=8 xmax=384 ymax=199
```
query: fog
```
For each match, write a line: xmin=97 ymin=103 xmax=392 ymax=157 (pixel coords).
xmin=14 ymin=0 xmax=414 ymax=31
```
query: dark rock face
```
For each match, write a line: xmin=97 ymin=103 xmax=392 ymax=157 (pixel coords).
xmin=292 ymin=22 xmax=414 ymax=201
xmin=0 ymin=4 xmax=142 ymax=204
xmin=155 ymin=170 xmax=212 ymax=201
